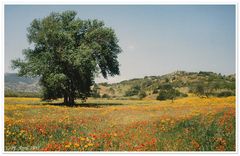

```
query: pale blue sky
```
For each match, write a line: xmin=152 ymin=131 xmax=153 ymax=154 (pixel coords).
xmin=5 ymin=5 xmax=236 ymax=83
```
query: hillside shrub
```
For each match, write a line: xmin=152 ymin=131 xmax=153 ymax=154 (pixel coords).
xmin=152 ymin=89 xmax=158 ymax=94
xmin=217 ymin=91 xmax=234 ymax=97
xmin=156 ymin=89 xmax=181 ymax=101
xmin=91 ymin=91 xmax=100 ymax=98
xmin=102 ymin=94 xmax=110 ymax=99
xmin=138 ymin=91 xmax=147 ymax=99
xmin=124 ymin=85 xmax=141 ymax=96
xmin=99 ymin=82 xmax=109 ymax=86
xmin=156 ymin=90 xmax=168 ymax=100
xmin=179 ymin=92 xmax=188 ymax=97
xmin=91 ymin=85 xmax=101 ymax=98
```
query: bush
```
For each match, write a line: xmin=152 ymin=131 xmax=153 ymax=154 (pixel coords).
xmin=102 ymin=94 xmax=110 ymax=99
xmin=99 ymin=82 xmax=108 ymax=86
xmin=124 ymin=85 xmax=141 ymax=97
xmin=156 ymin=88 xmax=181 ymax=102
xmin=194 ymin=84 xmax=205 ymax=97
xmin=138 ymin=91 xmax=147 ymax=99
xmin=217 ymin=91 xmax=234 ymax=97
xmin=179 ymin=92 xmax=188 ymax=97
xmin=158 ymin=84 xmax=173 ymax=90
xmin=152 ymin=89 xmax=158 ymax=94
xmin=92 ymin=92 xmax=101 ymax=98
xmin=108 ymin=87 xmax=115 ymax=95
xmin=156 ymin=90 xmax=168 ymax=100
xmin=91 ymin=84 xmax=101 ymax=98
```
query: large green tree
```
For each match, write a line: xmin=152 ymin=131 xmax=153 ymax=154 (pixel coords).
xmin=12 ymin=11 xmax=121 ymax=106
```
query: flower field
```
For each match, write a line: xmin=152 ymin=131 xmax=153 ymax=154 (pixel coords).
xmin=4 ymin=96 xmax=236 ymax=151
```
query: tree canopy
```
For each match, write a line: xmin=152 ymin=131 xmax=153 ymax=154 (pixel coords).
xmin=12 ymin=10 xmax=121 ymax=105
xmin=156 ymin=84 xmax=181 ymax=102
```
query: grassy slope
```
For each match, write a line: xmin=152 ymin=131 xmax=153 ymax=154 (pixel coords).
xmin=4 ymin=96 xmax=235 ymax=151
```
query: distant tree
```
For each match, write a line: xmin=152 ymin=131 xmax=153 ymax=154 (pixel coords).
xmin=156 ymin=90 xmax=168 ymax=101
xmin=102 ymin=94 xmax=110 ymax=99
xmin=152 ymin=89 xmax=158 ymax=94
xmin=165 ymin=78 xmax=169 ymax=83
xmin=179 ymin=92 xmax=188 ymax=98
xmin=217 ymin=91 xmax=234 ymax=97
xmin=91 ymin=84 xmax=101 ymax=98
xmin=124 ymin=85 xmax=141 ymax=97
xmin=158 ymin=84 xmax=172 ymax=90
xmin=12 ymin=11 xmax=121 ymax=106
xmin=99 ymin=82 xmax=109 ymax=87
xmin=138 ymin=90 xmax=147 ymax=99
xmin=168 ymin=89 xmax=180 ymax=103
xmin=108 ymin=87 xmax=115 ymax=95
xmin=172 ymin=76 xmax=176 ymax=81
xmin=156 ymin=84 xmax=181 ymax=102
xmin=141 ymin=80 xmax=152 ymax=88
xmin=157 ymin=88 xmax=180 ymax=103
xmin=194 ymin=84 xmax=205 ymax=98
xmin=198 ymin=71 xmax=213 ymax=76
xmin=194 ymin=83 xmax=214 ymax=98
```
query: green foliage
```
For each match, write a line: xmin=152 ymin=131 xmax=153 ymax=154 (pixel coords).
xmin=156 ymin=90 xmax=168 ymax=100
xmin=99 ymin=82 xmax=109 ymax=87
xmin=156 ymin=84 xmax=181 ymax=102
xmin=165 ymin=78 xmax=169 ymax=83
xmin=156 ymin=89 xmax=181 ymax=101
xmin=198 ymin=71 xmax=214 ymax=76
xmin=194 ymin=84 xmax=205 ymax=97
xmin=138 ymin=90 xmax=147 ymax=99
xmin=91 ymin=84 xmax=101 ymax=98
xmin=108 ymin=87 xmax=115 ymax=95
xmin=102 ymin=94 xmax=110 ymax=99
xmin=158 ymin=84 xmax=173 ymax=90
xmin=179 ymin=92 xmax=188 ymax=97
xmin=193 ymin=83 xmax=215 ymax=98
xmin=141 ymin=80 xmax=152 ymax=88
xmin=124 ymin=85 xmax=141 ymax=97
xmin=11 ymin=11 xmax=121 ymax=105
xmin=92 ymin=92 xmax=101 ymax=98
xmin=217 ymin=91 xmax=235 ymax=97
xmin=152 ymin=89 xmax=158 ymax=94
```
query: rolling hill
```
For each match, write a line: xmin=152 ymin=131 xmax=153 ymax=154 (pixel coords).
xmin=96 ymin=71 xmax=235 ymax=99
xmin=4 ymin=71 xmax=235 ymax=99
xmin=5 ymin=73 xmax=40 ymax=92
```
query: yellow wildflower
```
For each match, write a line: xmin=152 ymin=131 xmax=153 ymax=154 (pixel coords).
xmin=80 ymin=137 xmax=85 ymax=141
xmin=65 ymin=144 xmax=70 ymax=148
xmin=74 ymin=143 xmax=80 ymax=147
xmin=88 ymin=143 xmax=94 ymax=147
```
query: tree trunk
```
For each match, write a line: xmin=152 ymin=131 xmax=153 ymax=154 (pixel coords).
xmin=69 ymin=96 xmax=75 ymax=106
xmin=64 ymin=94 xmax=75 ymax=106
xmin=64 ymin=94 xmax=68 ymax=104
